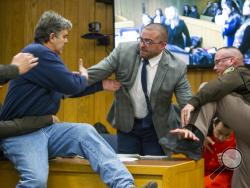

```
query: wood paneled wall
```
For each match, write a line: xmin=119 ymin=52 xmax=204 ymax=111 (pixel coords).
xmin=0 ymin=0 xmax=217 ymax=134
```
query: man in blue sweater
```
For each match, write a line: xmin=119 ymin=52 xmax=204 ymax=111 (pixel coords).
xmin=0 ymin=11 xmax=156 ymax=188
xmin=0 ymin=52 xmax=58 ymax=138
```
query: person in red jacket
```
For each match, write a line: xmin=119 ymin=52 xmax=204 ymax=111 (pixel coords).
xmin=203 ymin=117 xmax=236 ymax=188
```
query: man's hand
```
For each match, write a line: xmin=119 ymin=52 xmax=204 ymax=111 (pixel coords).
xmin=78 ymin=58 xmax=88 ymax=79
xmin=170 ymin=128 xmax=200 ymax=141
xmin=204 ymin=136 xmax=215 ymax=153
xmin=181 ymin=103 xmax=195 ymax=127
xmin=217 ymin=153 xmax=223 ymax=165
xmin=52 ymin=115 xmax=60 ymax=123
xmin=102 ymin=79 xmax=121 ymax=91
xmin=11 ymin=53 xmax=39 ymax=75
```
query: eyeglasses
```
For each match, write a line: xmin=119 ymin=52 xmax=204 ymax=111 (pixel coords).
xmin=214 ymin=56 xmax=233 ymax=64
xmin=137 ymin=37 xmax=165 ymax=46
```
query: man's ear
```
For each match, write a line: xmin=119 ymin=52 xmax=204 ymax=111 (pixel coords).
xmin=225 ymin=60 xmax=233 ymax=68
xmin=49 ymin=33 xmax=56 ymax=42
xmin=230 ymin=57 xmax=237 ymax=66
xmin=161 ymin=42 xmax=167 ymax=50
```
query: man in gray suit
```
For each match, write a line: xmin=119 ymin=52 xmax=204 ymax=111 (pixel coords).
xmin=87 ymin=23 xmax=192 ymax=155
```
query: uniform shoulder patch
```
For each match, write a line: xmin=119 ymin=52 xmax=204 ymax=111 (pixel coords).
xmin=223 ymin=67 xmax=235 ymax=74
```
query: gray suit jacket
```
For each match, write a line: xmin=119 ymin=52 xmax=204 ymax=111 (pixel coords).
xmin=88 ymin=42 xmax=192 ymax=139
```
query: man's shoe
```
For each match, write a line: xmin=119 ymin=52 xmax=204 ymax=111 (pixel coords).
xmin=140 ymin=181 xmax=158 ymax=188
xmin=159 ymin=126 xmax=204 ymax=160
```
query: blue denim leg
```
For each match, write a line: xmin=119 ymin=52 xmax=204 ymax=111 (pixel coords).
xmin=0 ymin=130 xmax=49 ymax=188
xmin=45 ymin=123 xmax=134 ymax=188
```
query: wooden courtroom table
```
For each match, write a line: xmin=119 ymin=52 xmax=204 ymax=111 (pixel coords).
xmin=0 ymin=157 xmax=204 ymax=188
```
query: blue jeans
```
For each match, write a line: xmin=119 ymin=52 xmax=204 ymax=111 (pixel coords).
xmin=0 ymin=123 xmax=134 ymax=188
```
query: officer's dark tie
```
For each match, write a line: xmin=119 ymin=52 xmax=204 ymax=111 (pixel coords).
xmin=141 ymin=59 xmax=153 ymax=128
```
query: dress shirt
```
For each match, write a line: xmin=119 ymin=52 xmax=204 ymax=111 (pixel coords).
xmin=129 ymin=52 xmax=163 ymax=118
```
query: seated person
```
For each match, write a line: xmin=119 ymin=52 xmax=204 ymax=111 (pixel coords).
xmin=204 ymin=117 xmax=235 ymax=188
xmin=202 ymin=1 xmax=222 ymax=18
xmin=183 ymin=4 xmax=191 ymax=17
xmin=222 ymin=0 xmax=242 ymax=47
xmin=139 ymin=13 xmax=153 ymax=33
xmin=0 ymin=52 xmax=56 ymax=138
xmin=153 ymin=8 xmax=166 ymax=25
xmin=233 ymin=0 xmax=250 ymax=64
xmin=164 ymin=6 xmax=191 ymax=49
xmin=189 ymin=5 xmax=200 ymax=19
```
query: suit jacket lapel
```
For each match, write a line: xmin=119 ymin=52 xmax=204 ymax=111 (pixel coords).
xmin=150 ymin=52 xmax=170 ymax=109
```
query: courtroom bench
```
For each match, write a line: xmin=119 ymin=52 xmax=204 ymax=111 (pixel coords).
xmin=0 ymin=157 xmax=204 ymax=188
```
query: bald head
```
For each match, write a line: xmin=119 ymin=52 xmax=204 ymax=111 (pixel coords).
xmin=143 ymin=23 xmax=168 ymax=42
xmin=216 ymin=47 xmax=244 ymax=67
xmin=214 ymin=47 xmax=244 ymax=75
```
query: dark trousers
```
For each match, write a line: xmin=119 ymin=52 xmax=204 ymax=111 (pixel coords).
xmin=117 ymin=118 xmax=164 ymax=155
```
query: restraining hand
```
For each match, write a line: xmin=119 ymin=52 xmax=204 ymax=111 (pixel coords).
xmin=52 ymin=115 xmax=60 ymax=123
xmin=181 ymin=103 xmax=195 ymax=127
xmin=78 ymin=58 xmax=88 ymax=79
xmin=102 ymin=79 xmax=121 ymax=91
xmin=11 ymin=53 xmax=39 ymax=75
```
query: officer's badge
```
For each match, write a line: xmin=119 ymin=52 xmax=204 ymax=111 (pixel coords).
xmin=223 ymin=67 xmax=235 ymax=74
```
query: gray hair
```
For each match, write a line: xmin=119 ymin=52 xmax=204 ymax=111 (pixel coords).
xmin=34 ymin=11 xmax=72 ymax=43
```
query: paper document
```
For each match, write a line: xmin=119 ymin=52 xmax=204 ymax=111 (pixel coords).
xmin=117 ymin=154 xmax=168 ymax=160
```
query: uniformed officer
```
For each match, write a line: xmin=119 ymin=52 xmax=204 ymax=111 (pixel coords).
xmin=168 ymin=46 xmax=250 ymax=188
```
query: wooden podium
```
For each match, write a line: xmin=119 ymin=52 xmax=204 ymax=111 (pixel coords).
xmin=0 ymin=157 xmax=204 ymax=188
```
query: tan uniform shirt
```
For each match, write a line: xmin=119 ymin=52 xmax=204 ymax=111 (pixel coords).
xmin=189 ymin=66 xmax=250 ymax=108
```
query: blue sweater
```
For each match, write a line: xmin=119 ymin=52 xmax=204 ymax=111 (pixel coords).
xmin=0 ymin=43 xmax=101 ymax=120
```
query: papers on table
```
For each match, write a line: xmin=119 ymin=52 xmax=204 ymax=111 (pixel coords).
xmin=117 ymin=154 xmax=168 ymax=162
xmin=119 ymin=157 xmax=138 ymax=162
